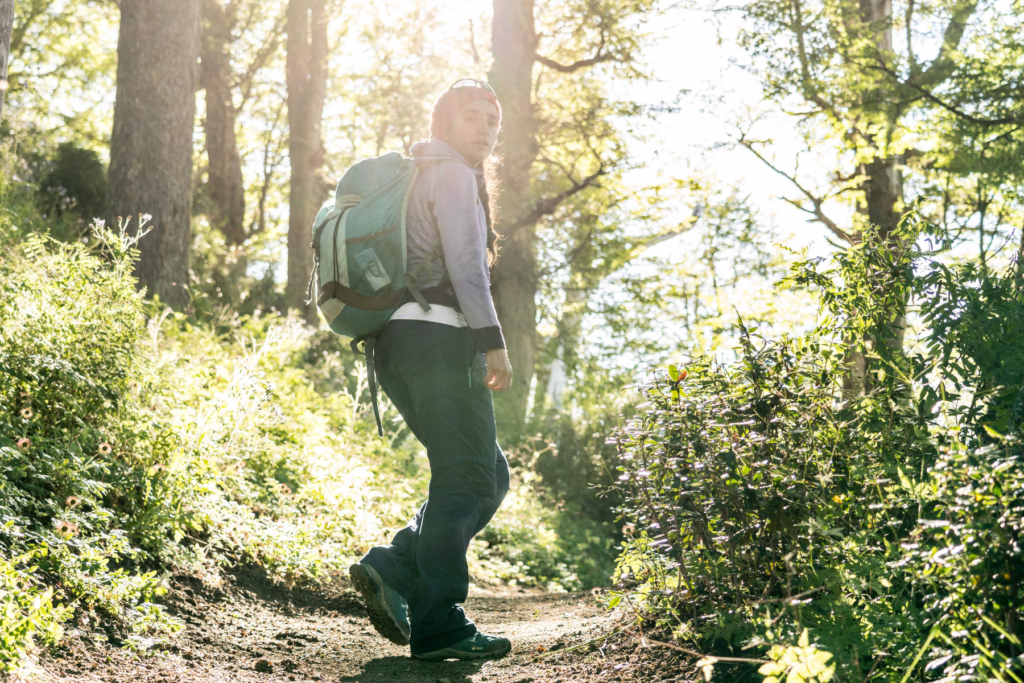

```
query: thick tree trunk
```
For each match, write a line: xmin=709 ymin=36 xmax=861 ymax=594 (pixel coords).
xmin=0 ymin=0 xmax=12 ymax=123
xmin=201 ymin=0 xmax=246 ymax=247
xmin=489 ymin=0 xmax=540 ymax=442
xmin=285 ymin=0 xmax=328 ymax=326
xmin=108 ymin=0 xmax=201 ymax=310
xmin=862 ymin=155 xmax=903 ymax=241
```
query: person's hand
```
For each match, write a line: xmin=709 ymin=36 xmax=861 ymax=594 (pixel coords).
xmin=485 ymin=349 xmax=513 ymax=391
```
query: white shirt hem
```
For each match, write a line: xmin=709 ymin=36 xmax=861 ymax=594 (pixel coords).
xmin=390 ymin=302 xmax=467 ymax=328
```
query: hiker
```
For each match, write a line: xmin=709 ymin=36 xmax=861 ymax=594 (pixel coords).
xmin=348 ymin=79 xmax=514 ymax=662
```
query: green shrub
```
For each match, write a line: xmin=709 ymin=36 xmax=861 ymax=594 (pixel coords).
xmin=917 ymin=259 xmax=1024 ymax=436
xmin=610 ymin=222 xmax=1024 ymax=682
xmin=470 ymin=471 xmax=616 ymax=591
xmin=0 ymin=548 xmax=70 ymax=677
xmin=611 ymin=330 xmax=888 ymax=673
xmin=0 ymin=226 xmax=190 ymax=665
xmin=896 ymin=436 xmax=1023 ymax=681
xmin=37 ymin=142 xmax=108 ymax=237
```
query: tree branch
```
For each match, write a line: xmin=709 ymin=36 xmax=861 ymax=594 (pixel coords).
xmin=466 ymin=19 xmax=482 ymax=65
xmin=510 ymin=165 xmax=607 ymax=230
xmin=918 ymin=0 xmax=979 ymax=88
xmin=535 ymin=52 xmax=615 ymax=73
xmin=738 ymin=136 xmax=855 ymax=244
xmin=234 ymin=12 xmax=286 ymax=109
xmin=862 ymin=58 xmax=1021 ymax=126
xmin=250 ymin=100 xmax=286 ymax=236
xmin=9 ymin=0 xmax=53 ymax=61
xmin=535 ymin=32 xmax=613 ymax=73
xmin=790 ymin=0 xmax=835 ymax=115
xmin=631 ymin=204 xmax=703 ymax=258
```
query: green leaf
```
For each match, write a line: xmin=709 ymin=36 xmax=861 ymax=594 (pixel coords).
xmin=897 ymin=467 xmax=913 ymax=490
xmin=983 ymin=424 xmax=1004 ymax=440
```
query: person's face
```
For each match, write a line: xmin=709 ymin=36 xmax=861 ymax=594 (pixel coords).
xmin=442 ymin=98 xmax=500 ymax=167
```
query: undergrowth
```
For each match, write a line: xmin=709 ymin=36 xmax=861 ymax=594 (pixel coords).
xmin=610 ymin=219 xmax=1024 ymax=682
xmin=0 ymin=195 xmax=613 ymax=674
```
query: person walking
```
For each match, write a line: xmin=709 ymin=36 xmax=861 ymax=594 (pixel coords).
xmin=348 ymin=79 xmax=514 ymax=662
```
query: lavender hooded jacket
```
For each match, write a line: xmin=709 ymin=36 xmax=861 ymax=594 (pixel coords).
xmin=405 ymin=139 xmax=505 ymax=352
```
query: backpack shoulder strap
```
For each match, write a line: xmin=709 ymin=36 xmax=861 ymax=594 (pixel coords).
xmin=403 ymin=242 xmax=444 ymax=312
xmin=351 ymin=335 xmax=384 ymax=438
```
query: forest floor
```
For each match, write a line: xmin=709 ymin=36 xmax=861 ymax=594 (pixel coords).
xmin=35 ymin=565 xmax=694 ymax=683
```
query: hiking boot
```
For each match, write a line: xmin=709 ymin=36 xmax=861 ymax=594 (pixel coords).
xmin=412 ymin=632 xmax=512 ymax=662
xmin=349 ymin=562 xmax=410 ymax=646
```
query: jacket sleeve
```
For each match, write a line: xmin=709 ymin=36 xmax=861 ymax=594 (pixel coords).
xmin=432 ymin=164 xmax=506 ymax=351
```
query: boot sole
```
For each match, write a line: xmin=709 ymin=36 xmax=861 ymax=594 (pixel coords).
xmin=349 ymin=563 xmax=410 ymax=646
xmin=412 ymin=639 xmax=512 ymax=662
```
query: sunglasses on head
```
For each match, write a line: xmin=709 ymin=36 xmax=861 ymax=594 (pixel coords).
xmin=447 ymin=78 xmax=496 ymax=95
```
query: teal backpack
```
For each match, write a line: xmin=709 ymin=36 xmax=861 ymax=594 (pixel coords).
xmin=306 ymin=152 xmax=450 ymax=434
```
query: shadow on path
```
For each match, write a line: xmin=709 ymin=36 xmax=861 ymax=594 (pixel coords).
xmin=338 ymin=655 xmax=484 ymax=682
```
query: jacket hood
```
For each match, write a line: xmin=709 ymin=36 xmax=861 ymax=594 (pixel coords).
xmin=411 ymin=138 xmax=484 ymax=181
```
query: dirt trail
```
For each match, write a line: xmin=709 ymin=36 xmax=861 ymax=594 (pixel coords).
xmin=36 ymin=566 xmax=683 ymax=683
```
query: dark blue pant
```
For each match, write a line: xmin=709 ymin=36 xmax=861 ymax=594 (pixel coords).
xmin=359 ymin=320 xmax=510 ymax=654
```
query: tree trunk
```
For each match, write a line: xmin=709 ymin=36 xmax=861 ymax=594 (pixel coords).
xmin=1017 ymin=215 xmax=1024 ymax=279
xmin=489 ymin=0 xmax=540 ymax=443
xmin=862 ymin=155 xmax=903 ymax=241
xmin=285 ymin=0 xmax=328 ymax=326
xmin=201 ymin=0 xmax=246 ymax=247
xmin=0 ymin=0 xmax=12 ymax=123
xmin=842 ymin=0 xmax=907 ymax=398
xmin=841 ymin=156 xmax=907 ymax=398
xmin=858 ymin=0 xmax=893 ymax=51
xmin=108 ymin=0 xmax=201 ymax=310
xmin=858 ymin=0 xmax=902 ymax=246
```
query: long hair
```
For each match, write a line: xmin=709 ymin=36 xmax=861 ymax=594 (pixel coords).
xmin=481 ymin=156 xmax=501 ymax=266
xmin=430 ymin=78 xmax=503 ymax=266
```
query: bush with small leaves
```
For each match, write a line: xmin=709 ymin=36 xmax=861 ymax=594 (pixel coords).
xmin=609 ymin=218 xmax=1024 ymax=682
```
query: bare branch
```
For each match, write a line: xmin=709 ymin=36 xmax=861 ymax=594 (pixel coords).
xmin=738 ymin=135 xmax=855 ymax=244
xmin=790 ymin=0 xmax=835 ymax=115
xmin=631 ymin=204 xmax=703 ymax=258
xmin=641 ymin=637 xmax=769 ymax=665
xmin=539 ymin=152 xmax=582 ymax=186
xmin=234 ymin=11 xmax=286 ymax=109
xmin=535 ymin=52 xmax=616 ymax=73
xmin=250 ymin=100 xmax=286 ymax=237
xmin=466 ymin=19 xmax=482 ymax=65
xmin=535 ymin=32 xmax=614 ymax=73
